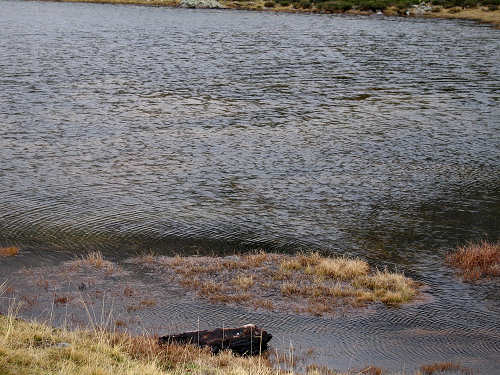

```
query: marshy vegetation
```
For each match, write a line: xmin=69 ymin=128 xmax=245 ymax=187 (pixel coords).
xmin=0 ymin=282 xmax=468 ymax=375
xmin=0 ymin=246 xmax=19 ymax=257
xmin=133 ymin=251 xmax=419 ymax=316
xmin=0 ymin=312 xmax=473 ymax=375
xmin=446 ymin=241 xmax=500 ymax=281
xmin=0 ymin=313 xmax=274 ymax=375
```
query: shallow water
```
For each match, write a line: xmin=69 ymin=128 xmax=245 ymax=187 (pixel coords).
xmin=1 ymin=0 xmax=499 ymax=372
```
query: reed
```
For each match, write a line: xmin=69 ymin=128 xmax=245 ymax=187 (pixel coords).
xmin=446 ymin=241 xmax=500 ymax=281
xmin=0 ymin=246 xmax=19 ymax=257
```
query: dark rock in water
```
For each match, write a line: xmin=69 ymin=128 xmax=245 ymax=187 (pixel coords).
xmin=158 ymin=324 xmax=272 ymax=355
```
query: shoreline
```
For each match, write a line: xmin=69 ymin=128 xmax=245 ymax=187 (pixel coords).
xmin=1 ymin=248 xmax=498 ymax=372
xmin=34 ymin=0 xmax=500 ymax=28
xmin=0 ymin=313 xmax=474 ymax=375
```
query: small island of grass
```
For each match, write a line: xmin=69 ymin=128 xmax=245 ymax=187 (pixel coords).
xmin=446 ymin=241 xmax=500 ymax=281
xmin=132 ymin=251 xmax=419 ymax=316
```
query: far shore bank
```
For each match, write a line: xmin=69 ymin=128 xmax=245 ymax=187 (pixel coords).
xmin=34 ymin=0 xmax=500 ymax=28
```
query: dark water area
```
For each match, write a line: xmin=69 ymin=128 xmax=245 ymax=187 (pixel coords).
xmin=1 ymin=0 xmax=499 ymax=372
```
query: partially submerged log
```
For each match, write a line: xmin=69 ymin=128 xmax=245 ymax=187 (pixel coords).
xmin=159 ymin=324 xmax=272 ymax=355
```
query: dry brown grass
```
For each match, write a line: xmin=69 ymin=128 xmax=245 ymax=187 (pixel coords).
xmin=132 ymin=251 xmax=419 ymax=317
xmin=280 ymin=282 xmax=303 ymax=297
xmin=200 ymin=281 xmax=223 ymax=295
xmin=71 ymin=251 xmax=114 ymax=271
xmin=418 ymin=361 xmax=471 ymax=375
xmin=124 ymin=286 xmax=135 ymax=297
xmin=84 ymin=250 xmax=107 ymax=268
xmin=359 ymin=366 xmax=383 ymax=375
xmin=115 ymin=320 xmax=127 ymax=328
xmin=446 ymin=241 xmax=500 ymax=281
xmin=233 ymin=275 xmax=255 ymax=291
xmin=254 ymin=299 xmax=274 ymax=310
xmin=0 ymin=310 xmax=285 ymax=375
xmin=0 ymin=246 xmax=19 ymax=257
xmin=207 ymin=293 xmax=252 ymax=304
xmin=242 ymin=251 xmax=269 ymax=267
xmin=353 ymin=269 xmax=417 ymax=305
xmin=54 ymin=295 xmax=73 ymax=304
xmin=137 ymin=251 xmax=157 ymax=265
xmin=428 ymin=7 xmax=500 ymax=28
xmin=315 ymin=257 xmax=369 ymax=280
xmin=140 ymin=299 xmax=157 ymax=307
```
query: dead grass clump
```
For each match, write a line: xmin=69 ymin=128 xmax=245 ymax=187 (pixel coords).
xmin=305 ymin=301 xmax=332 ymax=316
xmin=0 ymin=246 xmax=19 ymax=257
xmin=359 ymin=366 xmax=384 ymax=375
xmin=280 ymin=258 xmax=302 ymax=271
xmin=54 ymin=295 xmax=72 ymax=304
xmin=254 ymin=299 xmax=274 ymax=310
xmin=84 ymin=251 xmax=106 ymax=268
xmin=272 ymin=269 xmax=291 ymax=281
xmin=137 ymin=251 xmax=156 ymax=264
xmin=280 ymin=282 xmax=303 ymax=296
xmin=353 ymin=269 xmax=416 ymax=304
xmin=306 ymin=363 xmax=340 ymax=374
xmin=446 ymin=241 xmax=500 ymax=280
xmin=36 ymin=278 xmax=49 ymax=291
xmin=70 ymin=251 xmax=116 ymax=273
xmin=179 ymin=278 xmax=201 ymax=289
xmin=242 ymin=251 xmax=268 ymax=267
xmin=21 ymin=295 xmax=38 ymax=307
xmin=315 ymin=256 xmax=370 ymax=280
xmin=233 ymin=275 xmax=255 ymax=291
xmin=280 ymin=252 xmax=321 ymax=272
xmin=170 ymin=254 xmax=184 ymax=267
xmin=297 ymin=252 xmax=321 ymax=267
xmin=199 ymin=281 xmax=222 ymax=295
xmin=124 ymin=286 xmax=134 ymax=297
xmin=419 ymin=361 xmax=470 ymax=375
xmin=140 ymin=299 xmax=157 ymax=307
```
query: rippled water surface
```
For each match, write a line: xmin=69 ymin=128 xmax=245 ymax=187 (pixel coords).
xmin=1 ymin=0 xmax=499 ymax=372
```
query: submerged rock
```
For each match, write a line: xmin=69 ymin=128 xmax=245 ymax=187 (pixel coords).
xmin=178 ymin=0 xmax=226 ymax=8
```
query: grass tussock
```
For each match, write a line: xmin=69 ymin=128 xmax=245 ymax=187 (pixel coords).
xmin=0 ymin=246 xmax=19 ymax=257
xmin=68 ymin=251 xmax=117 ymax=273
xmin=132 ymin=251 xmax=419 ymax=317
xmin=418 ymin=361 xmax=472 ymax=375
xmin=353 ymin=269 xmax=417 ymax=304
xmin=233 ymin=275 xmax=255 ymax=291
xmin=314 ymin=257 xmax=370 ymax=280
xmin=446 ymin=241 xmax=500 ymax=281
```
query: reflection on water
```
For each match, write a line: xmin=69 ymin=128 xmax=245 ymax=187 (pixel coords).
xmin=0 ymin=1 xmax=499 ymax=372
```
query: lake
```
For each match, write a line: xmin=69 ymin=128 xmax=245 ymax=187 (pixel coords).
xmin=0 ymin=0 xmax=499 ymax=372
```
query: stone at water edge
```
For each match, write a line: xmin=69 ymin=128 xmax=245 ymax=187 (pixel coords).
xmin=159 ymin=324 xmax=273 ymax=355
xmin=178 ymin=0 xmax=226 ymax=9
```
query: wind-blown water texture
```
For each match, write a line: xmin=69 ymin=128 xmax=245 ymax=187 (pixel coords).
xmin=1 ymin=1 xmax=500 ymax=372
xmin=1 ymin=2 xmax=499 ymax=256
